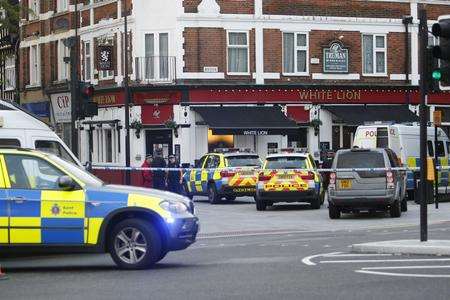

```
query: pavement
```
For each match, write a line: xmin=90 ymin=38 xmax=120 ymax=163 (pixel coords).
xmin=352 ymin=239 xmax=450 ymax=255
xmin=1 ymin=197 xmax=450 ymax=299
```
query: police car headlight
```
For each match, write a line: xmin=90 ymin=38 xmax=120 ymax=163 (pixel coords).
xmin=159 ymin=200 xmax=189 ymax=214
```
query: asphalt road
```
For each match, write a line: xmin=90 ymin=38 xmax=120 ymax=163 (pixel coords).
xmin=2 ymin=198 xmax=450 ymax=300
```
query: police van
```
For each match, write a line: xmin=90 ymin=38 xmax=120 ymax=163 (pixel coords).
xmin=0 ymin=99 xmax=81 ymax=166
xmin=353 ymin=123 xmax=450 ymax=199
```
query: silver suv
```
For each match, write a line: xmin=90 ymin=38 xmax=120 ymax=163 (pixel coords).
xmin=327 ymin=148 xmax=407 ymax=219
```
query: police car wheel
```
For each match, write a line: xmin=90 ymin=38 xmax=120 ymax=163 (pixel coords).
xmin=109 ymin=218 xmax=162 ymax=270
xmin=311 ymin=197 xmax=321 ymax=210
xmin=401 ymin=198 xmax=408 ymax=212
xmin=389 ymin=200 xmax=401 ymax=218
xmin=328 ymin=205 xmax=340 ymax=219
xmin=225 ymin=196 xmax=236 ymax=201
xmin=208 ymin=184 xmax=220 ymax=204
xmin=182 ymin=183 xmax=194 ymax=200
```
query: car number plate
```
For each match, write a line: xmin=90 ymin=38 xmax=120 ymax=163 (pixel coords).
xmin=233 ymin=187 xmax=255 ymax=193
xmin=278 ymin=175 xmax=293 ymax=180
xmin=339 ymin=180 xmax=352 ymax=189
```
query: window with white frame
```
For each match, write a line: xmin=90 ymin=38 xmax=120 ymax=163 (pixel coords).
xmin=283 ymin=32 xmax=308 ymax=75
xmin=84 ymin=41 xmax=91 ymax=81
xmin=58 ymin=39 xmax=70 ymax=81
xmin=93 ymin=128 xmax=118 ymax=164
xmin=5 ymin=56 xmax=15 ymax=90
xmin=144 ymin=32 xmax=169 ymax=80
xmin=362 ymin=34 xmax=387 ymax=75
xmin=227 ymin=31 xmax=249 ymax=74
xmin=99 ymin=38 xmax=114 ymax=80
xmin=29 ymin=0 xmax=39 ymax=20
xmin=57 ymin=0 xmax=69 ymax=12
xmin=30 ymin=45 xmax=40 ymax=86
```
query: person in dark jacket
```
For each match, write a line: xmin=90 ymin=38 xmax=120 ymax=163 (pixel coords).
xmin=167 ymin=155 xmax=182 ymax=194
xmin=152 ymin=149 xmax=167 ymax=190
xmin=141 ymin=155 xmax=153 ymax=188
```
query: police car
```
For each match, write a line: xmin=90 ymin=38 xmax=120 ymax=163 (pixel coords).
xmin=183 ymin=149 xmax=261 ymax=204
xmin=0 ymin=148 xmax=198 ymax=269
xmin=255 ymin=149 xmax=323 ymax=211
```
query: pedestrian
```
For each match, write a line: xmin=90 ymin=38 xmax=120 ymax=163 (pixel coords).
xmin=141 ymin=155 xmax=153 ymax=188
xmin=167 ymin=155 xmax=182 ymax=194
xmin=152 ymin=149 xmax=167 ymax=190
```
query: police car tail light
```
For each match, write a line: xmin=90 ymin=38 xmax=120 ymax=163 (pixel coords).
xmin=329 ymin=172 xmax=336 ymax=188
xmin=300 ymin=172 xmax=315 ymax=180
xmin=258 ymin=172 xmax=272 ymax=181
xmin=220 ymin=170 xmax=236 ymax=178
xmin=386 ymin=171 xmax=395 ymax=189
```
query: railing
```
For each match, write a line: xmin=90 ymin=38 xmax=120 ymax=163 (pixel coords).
xmin=135 ymin=56 xmax=176 ymax=84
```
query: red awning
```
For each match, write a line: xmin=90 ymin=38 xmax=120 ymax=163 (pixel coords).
xmin=287 ymin=106 xmax=310 ymax=124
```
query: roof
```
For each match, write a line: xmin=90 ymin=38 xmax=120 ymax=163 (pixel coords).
xmin=325 ymin=105 xmax=419 ymax=125
xmin=220 ymin=152 xmax=259 ymax=157
xmin=192 ymin=106 xmax=299 ymax=135
xmin=266 ymin=153 xmax=309 ymax=159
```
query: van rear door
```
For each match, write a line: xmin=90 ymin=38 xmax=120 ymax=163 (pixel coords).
xmin=30 ymin=136 xmax=80 ymax=166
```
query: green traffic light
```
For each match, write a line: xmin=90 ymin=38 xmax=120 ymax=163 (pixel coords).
xmin=433 ymin=70 xmax=442 ymax=81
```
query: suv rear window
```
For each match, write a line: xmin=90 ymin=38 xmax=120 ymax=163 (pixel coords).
xmin=266 ymin=157 xmax=308 ymax=170
xmin=226 ymin=155 xmax=260 ymax=167
xmin=337 ymin=151 xmax=385 ymax=169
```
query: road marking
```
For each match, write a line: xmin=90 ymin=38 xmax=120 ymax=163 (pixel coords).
xmin=320 ymin=258 xmax=450 ymax=264
xmin=323 ymin=253 xmax=392 ymax=258
xmin=362 ymin=265 xmax=450 ymax=270
xmin=302 ymin=252 xmax=342 ymax=266
xmin=356 ymin=268 xmax=450 ymax=278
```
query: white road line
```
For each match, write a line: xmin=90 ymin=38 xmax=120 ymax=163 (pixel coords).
xmin=355 ymin=269 xmax=450 ymax=278
xmin=302 ymin=252 xmax=342 ymax=266
xmin=320 ymin=258 xmax=450 ymax=264
xmin=324 ymin=253 xmax=393 ymax=258
xmin=362 ymin=265 xmax=450 ymax=270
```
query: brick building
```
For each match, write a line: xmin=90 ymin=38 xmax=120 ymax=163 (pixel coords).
xmin=17 ymin=0 xmax=450 ymax=177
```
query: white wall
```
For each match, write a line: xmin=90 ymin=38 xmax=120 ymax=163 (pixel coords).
xmin=308 ymin=107 xmax=333 ymax=159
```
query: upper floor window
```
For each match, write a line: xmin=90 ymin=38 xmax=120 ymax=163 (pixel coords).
xmin=227 ymin=31 xmax=249 ymax=75
xmin=30 ymin=45 xmax=41 ymax=86
xmin=57 ymin=0 xmax=69 ymax=12
xmin=5 ymin=56 xmax=15 ymax=90
xmin=283 ymin=32 xmax=308 ymax=75
xmin=84 ymin=41 xmax=92 ymax=81
xmin=58 ymin=39 xmax=70 ymax=81
xmin=362 ymin=34 xmax=387 ymax=76
xmin=143 ymin=32 xmax=169 ymax=80
xmin=29 ymin=0 xmax=40 ymax=21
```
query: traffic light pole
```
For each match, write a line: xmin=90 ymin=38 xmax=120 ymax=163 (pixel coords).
xmin=419 ymin=9 xmax=429 ymax=242
xmin=123 ymin=1 xmax=131 ymax=185
xmin=70 ymin=40 xmax=79 ymax=158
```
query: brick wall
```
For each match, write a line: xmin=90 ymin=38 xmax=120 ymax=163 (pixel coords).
xmin=184 ymin=0 xmax=254 ymax=14
xmin=94 ymin=2 xmax=117 ymax=24
xmin=263 ymin=0 xmax=409 ymax=18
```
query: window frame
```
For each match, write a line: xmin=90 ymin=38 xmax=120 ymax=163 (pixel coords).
xmin=361 ymin=34 xmax=387 ymax=77
xmin=282 ymin=31 xmax=309 ymax=76
xmin=58 ymin=39 xmax=70 ymax=81
xmin=28 ymin=0 xmax=40 ymax=21
xmin=84 ymin=40 xmax=92 ymax=81
xmin=4 ymin=55 xmax=15 ymax=90
xmin=226 ymin=30 xmax=250 ymax=76
xmin=57 ymin=0 xmax=69 ymax=12
xmin=29 ymin=45 xmax=41 ymax=86
xmin=92 ymin=127 xmax=119 ymax=165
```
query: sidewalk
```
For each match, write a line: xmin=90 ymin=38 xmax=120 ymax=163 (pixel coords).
xmin=352 ymin=240 xmax=450 ymax=256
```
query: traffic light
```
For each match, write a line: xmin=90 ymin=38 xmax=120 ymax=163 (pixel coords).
xmin=431 ymin=17 xmax=450 ymax=90
xmin=426 ymin=47 xmax=440 ymax=93
xmin=78 ymin=82 xmax=98 ymax=119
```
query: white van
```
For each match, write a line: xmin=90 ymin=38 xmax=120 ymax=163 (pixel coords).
xmin=0 ymin=99 xmax=81 ymax=166
xmin=353 ymin=123 xmax=450 ymax=198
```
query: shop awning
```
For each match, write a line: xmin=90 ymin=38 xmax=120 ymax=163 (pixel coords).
xmin=325 ymin=105 xmax=419 ymax=125
xmin=192 ymin=106 xmax=299 ymax=135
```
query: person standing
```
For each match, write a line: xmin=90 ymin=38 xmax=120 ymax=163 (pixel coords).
xmin=167 ymin=155 xmax=182 ymax=194
xmin=152 ymin=149 xmax=167 ymax=190
xmin=141 ymin=155 xmax=153 ymax=188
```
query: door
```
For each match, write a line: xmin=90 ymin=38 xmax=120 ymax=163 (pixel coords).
xmin=203 ymin=155 xmax=220 ymax=192
xmin=145 ymin=130 xmax=173 ymax=158
xmin=0 ymin=155 xmax=9 ymax=244
xmin=3 ymin=154 xmax=86 ymax=245
xmin=189 ymin=155 xmax=207 ymax=194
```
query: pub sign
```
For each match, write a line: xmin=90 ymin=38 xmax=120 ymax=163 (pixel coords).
xmin=98 ymin=45 xmax=114 ymax=71
xmin=323 ymin=41 xmax=349 ymax=73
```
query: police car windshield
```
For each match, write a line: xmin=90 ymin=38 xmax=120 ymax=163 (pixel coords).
xmin=49 ymin=155 xmax=104 ymax=187
xmin=226 ymin=155 xmax=261 ymax=167
xmin=266 ymin=157 xmax=308 ymax=170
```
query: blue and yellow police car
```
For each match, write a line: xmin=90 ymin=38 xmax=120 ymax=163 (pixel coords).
xmin=183 ymin=149 xmax=262 ymax=204
xmin=0 ymin=148 xmax=198 ymax=269
xmin=255 ymin=150 xmax=323 ymax=211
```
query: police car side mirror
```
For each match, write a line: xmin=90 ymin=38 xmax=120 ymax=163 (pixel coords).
xmin=58 ymin=176 xmax=76 ymax=191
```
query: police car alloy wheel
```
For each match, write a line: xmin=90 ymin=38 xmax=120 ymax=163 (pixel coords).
xmin=208 ymin=184 xmax=220 ymax=204
xmin=109 ymin=218 xmax=162 ymax=269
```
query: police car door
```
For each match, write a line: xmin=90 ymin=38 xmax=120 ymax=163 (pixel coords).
xmin=3 ymin=154 xmax=86 ymax=245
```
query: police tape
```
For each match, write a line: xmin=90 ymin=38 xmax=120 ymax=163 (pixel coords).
xmin=88 ymin=165 xmax=450 ymax=173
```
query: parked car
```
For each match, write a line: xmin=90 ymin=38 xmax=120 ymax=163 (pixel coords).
xmin=327 ymin=148 xmax=407 ymax=219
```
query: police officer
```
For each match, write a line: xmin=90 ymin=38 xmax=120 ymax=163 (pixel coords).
xmin=167 ymin=155 xmax=182 ymax=194
xmin=152 ymin=149 xmax=167 ymax=190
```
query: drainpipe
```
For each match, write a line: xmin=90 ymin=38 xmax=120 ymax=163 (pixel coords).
xmin=403 ymin=16 xmax=413 ymax=84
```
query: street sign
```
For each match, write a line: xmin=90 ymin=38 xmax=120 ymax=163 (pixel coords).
xmin=434 ymin=110 xmax=442 ymax=126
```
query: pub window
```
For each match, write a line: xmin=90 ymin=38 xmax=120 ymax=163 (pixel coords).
xmin=227 ymin=31 xmax=249 ymax=75
xmin=362 ymin=34 xmax=387 ymax=75
xmin=93 ymin=128 xmax=118 ymax=164
xmin=283 ymin=32 xmax=308 ymax=75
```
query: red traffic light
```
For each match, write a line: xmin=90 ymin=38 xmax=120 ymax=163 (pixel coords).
xmin=81 ymin=84 xmax=94 ymax=97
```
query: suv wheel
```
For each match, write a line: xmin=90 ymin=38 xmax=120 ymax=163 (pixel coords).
xmin=329 ymin=204 xmax=340 ymax=219
xmin=109 ymin=218 xmax=162 ymax=269
xmin=401 ymin=198 xmax=408 ymax=212
xmin=208 ymin=184 xmax=220 ymax=204
xmin=390 ymin=200 xmax=401 ymax=218
xmin=255 ymin=196 xmax=267 ymax=211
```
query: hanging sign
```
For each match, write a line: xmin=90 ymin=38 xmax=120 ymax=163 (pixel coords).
xmin=323 ymin=41 xmax=349 ymax=73
xmin=98 ymin=45 xmax=114 ymax=71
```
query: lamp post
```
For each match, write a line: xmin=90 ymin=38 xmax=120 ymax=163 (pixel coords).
xmin=123 ymin=0 xmax=131 ymax=185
